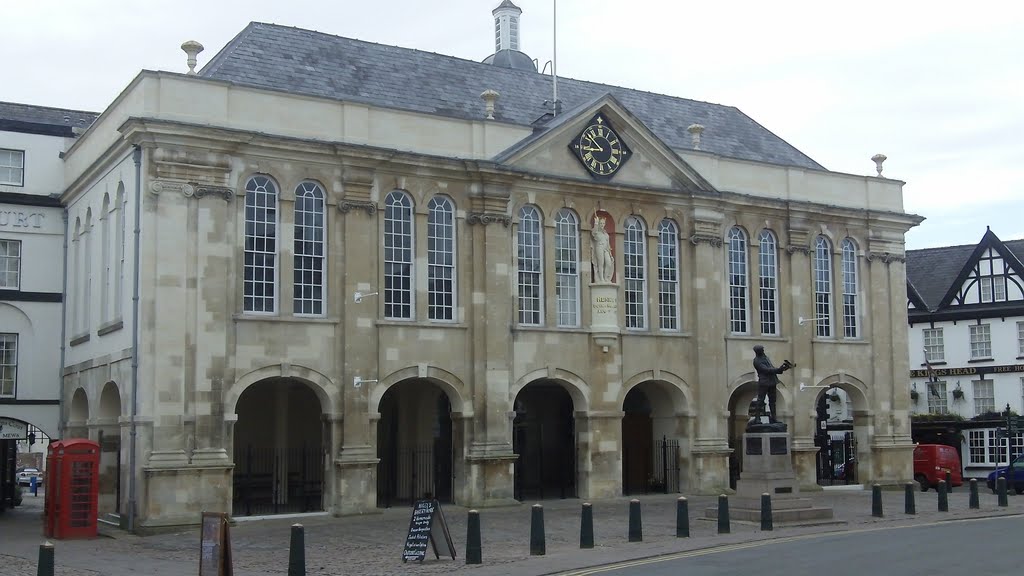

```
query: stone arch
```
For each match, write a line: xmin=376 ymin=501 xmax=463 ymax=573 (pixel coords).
xmin=728 ymin=371 xmax=794 ymax=411
xmin=225 ymin=364 xmax=339 ymax=418
xmin=69 ymin=387 xmax=89 ymax=424
xmin=813 ymin=373 xmax=870 ymax=412
xmin=98 ymin=381 xmax=121 ymax=424
xmin=621 ymin=370 xmax=693 ymax=416
xmin=371 ymin=365 xmax=469 ymax=416
xmin=510 ymin=368 xmax=590 ymax=412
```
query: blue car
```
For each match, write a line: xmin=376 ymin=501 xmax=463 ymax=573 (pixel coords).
xmin=987 ymin=454 xmax=1024 ymax=494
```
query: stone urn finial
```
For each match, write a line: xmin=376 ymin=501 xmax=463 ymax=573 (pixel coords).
xmin=181 ymin=40 xmax=205 ymax=75
xmin=480 ymin=89 xmax=500 ymax=120
xmin=871 ymin=153 xmax=887 ymax=177
xmin=687 ymin=124 xmax=705 ymax=150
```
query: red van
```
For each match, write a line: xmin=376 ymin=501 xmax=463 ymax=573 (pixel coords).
xmin=913 ymin=444 xmax=963 ymax=491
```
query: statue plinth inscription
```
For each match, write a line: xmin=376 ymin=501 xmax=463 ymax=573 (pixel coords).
xmin=591 ymin=287 xmax=618 ymax=330
xmin=590 ymin=211 xmax=619 ymax=351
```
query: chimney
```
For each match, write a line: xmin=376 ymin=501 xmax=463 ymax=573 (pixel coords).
xmin=687 ymin=124 xmax=705 ymax=150
xmin=871 ymin=153 xmax=887 ymax=177
xmin=480 ymin=89 xmax=500 ymax=120
xmin=181 ymin=40 xmax=205 ymax=75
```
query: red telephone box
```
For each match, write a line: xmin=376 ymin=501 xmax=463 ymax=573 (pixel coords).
xmin=44 ymin=439 xmax=100 ymax=539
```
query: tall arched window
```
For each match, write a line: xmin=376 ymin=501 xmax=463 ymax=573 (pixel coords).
xmin=428 ymin=196 xmax=456 ymax=321
xmin=727 ymin=226 xmax=749 ymax=333
xmin=100 ymin=193 xmax=111 ymax=323
xmin=758 ymin=230 xmax=778 ymax=335
xmin=84 ymin=208 xmax=93 ymax=331
xmin=384 ymin=191 xmax=414 ymax=319
xmin=243 ymin=175 xmax=279 ymax=313
xmin=294 ymin=181 xmax=325 ymax=316
xmin=115 ymin=183 xmax=126 ymax=319
xmin=624 ymin=216 xmax=647 ymax=330
xmin=72 ymin=217 xmax=81 ymax=335
xmin=657 ymin=219 xmax=680 ymax=330
xmin=813 ymin=235 xmax=833 ymax=337
xmin=841 ymin=238 xmax=859 ymax=338
xmin=554 ymin=209 xmax=580 ymax=327
xmin=517 ymin=205 xmax=543 ymax=325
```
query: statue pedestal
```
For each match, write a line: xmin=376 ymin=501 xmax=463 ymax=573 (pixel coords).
xmin=590 ymin=283 xmax=619 ymax=351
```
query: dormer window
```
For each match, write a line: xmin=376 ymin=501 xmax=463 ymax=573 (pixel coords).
xmin=980 ymin=276 xmax=1006 ymax=303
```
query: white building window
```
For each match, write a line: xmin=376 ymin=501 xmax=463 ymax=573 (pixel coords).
xmin=989 ymin=430 xmax=1024 ymax=465
xmin=384 ymin=191 xmax=414 ymax=320
xmin=923 ymin=328 xmax=945 ymax=363
xmin=758 ymin=230 xmax=778 ymax=335
xmin=969 ymin=323 xmax=992 ymax=359
xmin=510 ymin=16 xmax=519 ymax=50
xmin=0 ymin=149 xmax=24 ymax=186
xmin=980 ymin=276 xmax=1007 ymax=303
xmin=727 ymin=227 xmax=749 ymax=333
xmin=0 ymin=239 xmax=21 ymax=289
xmin=927 ymin=381 xmax=947 ymax=414
xmin=243 ymin=175 xmax=278 ymax=313
xmin=83 ymin=209 xmax=92 ymax=330
xmin=968 ymin=430 xmax=987 ymax=465
xmin=974 ymin=379 xmax=995 ymax=416
xmin=427 ymin=196 xmax=456 ymax=321
xmin=115 ymin=184 xmax=126 ymax=319
xmin=624 ymin=216 xmax=647 ymax=330
xmin=657 ymin=219 xmax=680 ymax=331
xmin=517 ymin=205 xmax=543 ymax=325
xmin=1017 ymin=321 xmax=1024 ymax=357
xmin=294 ymin=182 xmax=325 ymax=316
xmin=0 ymin=334 xmax=16 ymax=398
xmin=71 ymin=219 xmax=80 ymax=334
xmin=813 ymin=236 xmax=833 ymax=338
xmin=100 ymin=194 xmax=111 ymax=322
xmin=841 ymin=238 xmax=859 ymax=338
xmin=970 ymin=429 xmax=1024 ymax=465
xmin=554 ymin=209 xmax=580 ymax=328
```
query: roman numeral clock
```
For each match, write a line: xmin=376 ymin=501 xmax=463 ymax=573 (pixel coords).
xmin=569 ymin=113 xmax=632 ymax=180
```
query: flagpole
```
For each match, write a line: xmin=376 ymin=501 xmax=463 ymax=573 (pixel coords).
xmin=552 ymin=0 xmax=558 ymax=115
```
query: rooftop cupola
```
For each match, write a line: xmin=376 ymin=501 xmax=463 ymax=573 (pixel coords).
xmin=482 ymin=0 xmax=537 ymax=72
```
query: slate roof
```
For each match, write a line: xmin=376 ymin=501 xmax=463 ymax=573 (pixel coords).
xmin=0 ymin=101 xmax=98 ymax=136
xmin=906 ymin=235 xmax=1024 ymax=311
xmin=200 ymin=22 xmax=825 ymax=171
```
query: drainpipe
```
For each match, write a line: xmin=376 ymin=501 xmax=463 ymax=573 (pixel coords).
xmin=127 ymin=145 xmax=143 ymax=532
xmin=57 ymin=208 xmax=69 ymax=440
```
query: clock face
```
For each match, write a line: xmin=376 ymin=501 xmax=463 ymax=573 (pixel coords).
xmin=569 ymin=113 xmax=631 ymax=180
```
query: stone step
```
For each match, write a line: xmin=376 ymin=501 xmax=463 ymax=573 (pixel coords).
xmin=704 ymin=505 xmax=836 ymax=523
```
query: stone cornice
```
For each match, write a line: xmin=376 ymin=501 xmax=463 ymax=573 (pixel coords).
xmin=866 ymin=251 xmax=907 ymax=264
xmin=148 ymin=180 xmax=232 ymax=201
xmin=466 ymin=212 xmax=511 ymax=227
xmin=337 ymin=199 xmax=378 ymax=216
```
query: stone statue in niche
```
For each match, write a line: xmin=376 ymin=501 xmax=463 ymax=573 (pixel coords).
xmin=591 ymin=214 xmax=614 ymax=284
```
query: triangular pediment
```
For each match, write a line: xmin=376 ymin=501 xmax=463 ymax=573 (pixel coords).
xmin=493 ymin=94 xmax=715 ymax=193
xmin=939 ymin=229 xmax=1024 ymax=308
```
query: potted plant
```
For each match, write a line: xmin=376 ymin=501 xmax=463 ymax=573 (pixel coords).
xmin=910 ymin=389 xmax=920 ymax=401
xmin=952 ymin=383 xmax=965 ymax=401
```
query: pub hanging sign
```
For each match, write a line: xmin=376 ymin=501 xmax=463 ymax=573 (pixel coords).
xmin=909 ymin=363 xmax=1024 ymax=379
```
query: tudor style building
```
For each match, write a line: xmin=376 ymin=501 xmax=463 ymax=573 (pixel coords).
xmin=59 ymin=2 xmax=922 ymax=530
xmin=907 ymin=229 xmax=1024 ymax=478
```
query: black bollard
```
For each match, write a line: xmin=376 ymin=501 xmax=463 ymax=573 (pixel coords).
xmin=760 ymin=493 xmax=773 ymax=531
xmin=998 ymin=477 xmax=1008 ymax=507
xmin=676 ymin=497 xmax=689 ymax=538
xmin=872 ymin=484 xmax=883 ymax=517
xmin=37 ymin=542 xmax=54 ymax=576
xmin=628 ymin=499 xmax=642 ymax=542
xmin=969 ymin=479 xmax=980 ymax=509
xmin=938 ymin=480 xmax=948 ymax=512
xmin=717 ymin=494 xmax=730 ymax=534
xmin=946 ymin=472 xmax=953 ymax=492
xmin=288 ymin=523 xmax=305 ymax=576
xmin=466 ymin=510 xmax=482 ymax=564
xmin=580 ymin=503 xmax=594 ymax=549
xmin=530 ymin=504 xmax=546 ymax=556
xmin=904 ymin=482 xmax=916 ymax=515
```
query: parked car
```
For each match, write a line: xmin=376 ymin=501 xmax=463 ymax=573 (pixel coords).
xmin=16 ymin=467 xmax=43 ymax=487
xmin=913 ymin=444 xmax=962 ymax=491
xmin=987 ymin=453 xmax=1024 ymax=494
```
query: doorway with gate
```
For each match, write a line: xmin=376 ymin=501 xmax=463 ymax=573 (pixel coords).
xmin=513 ymin=382 xmax=577 ymax=501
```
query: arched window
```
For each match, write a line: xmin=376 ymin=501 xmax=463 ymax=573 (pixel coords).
xmin=624 ymin=216 xmax=647 ymax=330
xmin=814 ymin=235 xmax=833 ymax=337
xmin=758 ymin=230 xmax=778 ymax=335
xmin=517 ymin=205 xmax=543 ymax=325
xmin=841 ymin=238 xmax=859 ymax=338
xmin=84 ymin=208 xmax=93 ymax=331
xmin=115 ymin=183 xmax=126 ymax=319
xmin=100 ymin=193 xmax=111 ymax=323
xmin=427 ymin=196 xmax=456 ymax=321
xmin=294 ymin=181 xmax=325 ymax=316
xmin=657 ymin=219 xmax=680 ymax=330
xmin=72 ymin=217 xmax=81 ymax=335
xmin=243 ymin=175 xmax=278 ymax=313
xmin=554 ymin=209 xmax=580 ymax=327
xmin=384 ymin=191 xmax=414 ymax=320
xmin=727 ymin=227 xmax=749 ymax=333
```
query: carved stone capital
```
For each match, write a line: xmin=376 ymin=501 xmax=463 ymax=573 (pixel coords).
xmin=866 ymin=251 xmax=906 ymax=264
xmin=786 ymin=245 xmax=812 ymax=256
xmin=149 ymin=180 xmax=232 ymax=202
xmin=338 ymin=199 xmax=378 ymax=216
xmin=467 ymin=212 xmax=511 ymax=227
xmin=689 ymin=233 xmax=723 ymax=247
xmin=193 ymin=184 xmax=233 ymax=201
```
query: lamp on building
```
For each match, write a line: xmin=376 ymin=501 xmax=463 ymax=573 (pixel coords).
xmin=799 ymin=382 xmax=830 ymax=393
xmin=798 ymin=316 xmax=827 ymax=326
xmin=353 ymin=291 xmax=379 ymax=303
xmin=27 ymin=431 xmax=35 ymax=447
xmin=353 ymin=376 xmax=378 ymax=389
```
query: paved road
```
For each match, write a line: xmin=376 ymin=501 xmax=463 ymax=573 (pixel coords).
xmin=563 ymin=515 xmax=1024 ymax=576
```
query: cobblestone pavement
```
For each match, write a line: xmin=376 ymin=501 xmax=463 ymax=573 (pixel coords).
xmin=2 ymin=485 xmax=1022 ymax=576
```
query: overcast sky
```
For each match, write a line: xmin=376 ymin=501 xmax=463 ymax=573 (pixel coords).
xmin=6 ymin=0 xmax=1021 ymax=250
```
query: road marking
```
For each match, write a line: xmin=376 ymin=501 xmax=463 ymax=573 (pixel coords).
xmin=556 ymin=514 xmax=1024 ymax=575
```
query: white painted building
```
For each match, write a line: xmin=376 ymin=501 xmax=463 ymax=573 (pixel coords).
xmin=906 ymin=228 xmax=1024 ymax=478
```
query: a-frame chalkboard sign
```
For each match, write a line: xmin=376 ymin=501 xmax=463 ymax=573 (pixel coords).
xmin=402 ymin=499 xmax=456 ymax=563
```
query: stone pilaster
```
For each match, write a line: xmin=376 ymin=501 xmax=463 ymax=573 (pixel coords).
xmin=785 ymin=225 xmax=817 ymax=484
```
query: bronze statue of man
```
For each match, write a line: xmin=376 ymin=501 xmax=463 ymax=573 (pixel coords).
xmin=752 ymin=345 xmax=793 ymax=424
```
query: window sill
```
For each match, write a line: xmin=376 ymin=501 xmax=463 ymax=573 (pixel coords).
xmin=920 ymin=361 xmax=947 ymax=366
xmin=727 ymin=334 xmax=790 ymax=343
xmin=967 ymin=358 xmax=995 ymax=364
xmin=232 ymin=314 xmax=340 ymax=325
xmin=377 ymin=319 xmax=468 ymax=329
xmin=624 ymin=330 xmax=693 ymax=338
xmin=69 ymin=333 xmax=90 ymax=347
xmin=97 ymin=319 xmax=124 ymax=337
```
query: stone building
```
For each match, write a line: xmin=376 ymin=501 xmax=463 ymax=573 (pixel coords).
xmin=60 ymin=2 xmax=921 ymax=530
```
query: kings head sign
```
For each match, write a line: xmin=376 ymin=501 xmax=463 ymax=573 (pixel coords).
xmin=0 ymin=418 xmax=28 ymax=440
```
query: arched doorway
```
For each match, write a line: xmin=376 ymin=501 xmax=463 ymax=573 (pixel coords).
xmin=97 ymin=382 xmax=122 ymax=515
xmin=622 ymin=383 xmax=681 ymax=495
xmin=232 ymin=378 xmax=325 ymax=516
xmin=813 ymin=385 xmax=859 ymax=486
xmin=69 ymin=388 xmax=89 ymax=438
xmin=726 ymin=381 xmax=783 ymax=489
xmin=513 ymin=382 xmax=577 ymax=500
xmin=376 ymin=380 xmax=454 ymax=507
